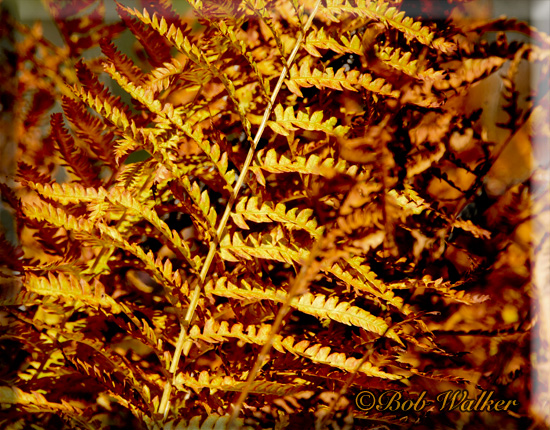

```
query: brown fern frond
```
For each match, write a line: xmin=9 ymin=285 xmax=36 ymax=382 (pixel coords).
xmin=61 ymin=96 xmax=116 ymax=167
xmin=116 ymin=3 xmax=174 ymax=68
xmin=49 ymin=113 xmax=101 ymax=187
xmin=74 ymin=60 xmax=140 ymax=126
xmin=100 ymin=39 xmax=147 ymax=86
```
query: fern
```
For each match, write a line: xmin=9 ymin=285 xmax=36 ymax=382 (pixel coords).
xmin=1 ymin=0 xmax=547 ymax=429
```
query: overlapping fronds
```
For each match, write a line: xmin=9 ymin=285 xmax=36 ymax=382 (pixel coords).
xmin=189 ymin=319 xmax=401 ymax=379
xmin=2 ymin=0 xmax=544 ymax=428
xmin=319 ymin=0 xmax=456 ymax=53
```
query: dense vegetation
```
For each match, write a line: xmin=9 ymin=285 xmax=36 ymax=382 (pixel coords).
xmin=0 ymin=0 xmax=549 ymax=428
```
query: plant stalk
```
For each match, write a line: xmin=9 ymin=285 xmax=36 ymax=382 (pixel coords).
xmin=158 ymin=0 xmax=322 ymax=418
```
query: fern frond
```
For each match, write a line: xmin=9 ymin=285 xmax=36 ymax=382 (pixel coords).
xmin=105 ymin=186 xmax=202 ymax=267
xmin=303 ymin=26 xmax=362 ymax=57
xmin=190 ymin=320 xmax=402 ymax=379
xmin=436 ymin=57 xmax=507 ymax=90
xmin=169 ymin=177 xmax=218 ymax=240
xmin=0 ymin=386 xmax=88 ymax=427
xmin=267 ymin=104 xmax=349 ymax=136
xmin=146 ymin=57 xmax=186 ymax=94
xmin=159 ymin=414 xmax=253 ymax=430
xmin=286 ymin=61 xmax=398 ymax=98
xmin=295 ymin=292 xmax=402 ymax=343
xmin=387 ymin=186 xmax=431 ymax=216
xmin=216 ymin=20 xmax=271 ymax=97
xmin=49 ymin=113 xmax=100 ymax=187
xmin=116 ymin=4 xmax=173 ymax=68
xmin=115 ymin=159 xmax=156 ymax=193
xmin=27 ymin=181 xmax=106 ymax=206
xmin=17 ymin=162 xmax=53 ymax=185
xmin=205 ymin=276 xmax=399 ymax=341
xmin=0 ymin=284 xmax=37 ymax=307
xmin=118 ymin=4 xmax=256 ymax=137
xmin=204 ymin=275 xmax=285 ymax=302
xmin=327 ymin=260 xmax=408 ymax=313
xmin=24 ymin=272 xmax=122 ymax=313
xmin=220 ymin=229 xmax=306 ymax=265
xmin=251 ymin=148 xmax=348 ymax=176
xmin=240 ymin=0 xmax=288 ymax=60
xmin=23 ymin=201 xmax=187 ymax=286
xmin=61 ymin=96 xmax=116 ymax=167
xmin=176 ymin=370 xmax=307 ymax=396
xmin=94 ymin=221 xmax=191 ymax=287
xmin=100 ymin=39 xmax=147 ymax=86
xmin=72 ymin=84 xmax=137 ymax=135
xmin=103 ymin=62 xmax=237 ymax=193
xmin=319 ymin=0 xmax=456 ymax=53
xmin=118 ymin=4 xmax=205 ymax=67
xmin=375 ymin=45 xmax=445 ymax=82
xmin=22 ymin=89 xmax=55 ymax=131
xmin=19 ymin=311 xmax=157 ymax=404
xmin=232 ymin=196 xmax=324 ymax=237
xmin=74 ymin=60 xmax=138 ymax=125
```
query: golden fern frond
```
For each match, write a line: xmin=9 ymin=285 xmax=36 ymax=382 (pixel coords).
xmin=106 ymin=186 xmax=201 ymax=267
xmin=240 ymin=0 xmax=288 ymax=59
xmin=220 ymin=229 xmax=306 ymax=265
xmin=303 ymin=26 xmax=362 ymax=57
xmin=204 ymin=276 xmax=399 ymax=341
xmin=319 ymin=0 xmax=456 ymax=53
xmin=104 ymin=62 xmax=237 ymax=193
xmin=190 ymin=320 xmax=402 ymax=379
xmin=169 ymin=176 xmax=218 ymax=240
xmin=23 ymin=201 xmax=186 ymax=286
xmin=387 ymin=186 xmax=430 ymax=216
xmin=146 ymin=57 xmax=186 ymax=94
xmin=286 ymin=61 xmax=398 ymax=98
xmin=252 ymin=148 xmax=348 ymax=176
xmin=294 ymin=292 xmax=402 ymax=343
xmin=232 ymin=196 xmax=324 ymax=237
xmin=95 ymin=222 xmax=187 ymax=287
xmin=27 ymin=181 xmax=107 ymax=205
xmin=327 ymin=260 xmax=409 ymax=313
xmin=0 ymin=285 xmax=38 ymax=307
xmin=24 ymin=272 xmax=121 ymax=313
xmin=267 ymin=104 xmax=349 ymax=136
xmin=125 ymin=4 xmax=211 ymax=67
xmin=113 ymin=4 xmax=257 ymax=142
xmin=74 ymin=60 xmax=139 ymax=124
xmin=375 ymin=45 xmax=446 ymax=82
xmin=176 ymin=370 xmax=307 ymax=396
xmin=71 ymin=84 xmax=136 ymax=136
xmin=115 ymin=159 xmax=156 ymax=192
xmin=0 ymin=386 xmax=89 ymax=428
xmin=204 ymin=275 xmax=284 ymax=302
xmin=19 ymin=312 xmax=157 ymax=403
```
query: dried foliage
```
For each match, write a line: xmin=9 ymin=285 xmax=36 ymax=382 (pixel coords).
xmin=0 ymin=0 xmax=549 ymax=429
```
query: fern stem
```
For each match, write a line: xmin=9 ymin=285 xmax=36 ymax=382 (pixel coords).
xmin=158 ymin=0 xmax=323 ymax=419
